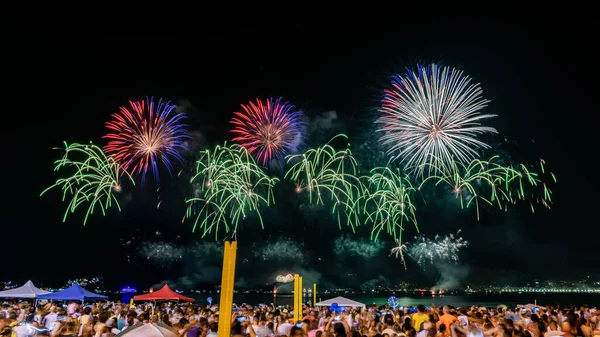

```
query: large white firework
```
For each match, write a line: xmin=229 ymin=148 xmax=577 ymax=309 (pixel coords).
xmin=377 ymin=64 xmax=497 ymax=176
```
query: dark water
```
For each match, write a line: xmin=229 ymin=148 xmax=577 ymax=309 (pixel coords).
xmin=175 ymin=293 xmax=600 ymax=308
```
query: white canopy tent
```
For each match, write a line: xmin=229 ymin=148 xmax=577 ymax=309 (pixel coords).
xmin=116 ymin=322 xmax=177 ymax=337
xmin=316 ymin=296 xmax=365 ymax=308
xmin=0 ymin=280 xmax=50 ymax=299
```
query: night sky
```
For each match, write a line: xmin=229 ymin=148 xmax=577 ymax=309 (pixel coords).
xmin=6 ymin=16 xmax=598 ymax=290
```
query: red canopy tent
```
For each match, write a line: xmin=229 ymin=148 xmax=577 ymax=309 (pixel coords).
xmin=132 ymin=284 xmax=194 ymax=302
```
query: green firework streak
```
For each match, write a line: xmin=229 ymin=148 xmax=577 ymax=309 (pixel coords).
xmin=40 ymin=142 xmax=134 ymax=225
xmin=285 ymin=134 xmax=365 ymax=231
xmin=185 ymin=143 xmax=278 ymax=239
xmin=361 ymin=165 xmax=418 ymax=242
xmin=419 ymin=155 xmax=555 ymax=219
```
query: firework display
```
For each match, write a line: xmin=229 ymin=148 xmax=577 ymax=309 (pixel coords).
xmin=377 ymin=64 xmax=497 ymax=177
xmin=391 ymin=230 xmax=469 ymax=269
xmin=65 ymin=277 xmax=102 ymax=287
xmin=389 ymin=240 xmax=408 ymax=271
xmin=40 ymin=60 xmax=556 ymax=267
xmin=276 ymin=274 xmax=294 ymax=283
xmin=362 ymin=166 xmax=418 ymax=241
xmin=41 ymin=142 xmax=134 ymax=225
xmin=419 ymin=155 xmax=554 ymax=220
xmin=407 ymin=230 xmax=469 ymax=267
xmin=517 ymin=158 xmax=555 ymax=213
xmin=185 ymin=143 xmax=278 ymax=239
xmin=104 ymin=97 xmax=190 ymax=183
xmin=285 ymin=134 xmax=364 ymax=230
xmin=231 ymin=98 xmax=306 ymax=168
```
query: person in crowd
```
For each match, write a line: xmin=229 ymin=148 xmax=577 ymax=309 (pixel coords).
xmin=1 ymin=299 xmax=600 ymax=337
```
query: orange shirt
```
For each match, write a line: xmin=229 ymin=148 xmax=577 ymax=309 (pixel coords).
xmin=439 ymin=314 xmax=457 ymax=335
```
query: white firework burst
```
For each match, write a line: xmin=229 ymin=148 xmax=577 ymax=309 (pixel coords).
xmin=377 ymin=64 xmax=497 ymax=177
xmin=407 ymin=230 xmax=469 ymax=268
xmin=389 ymin=230 xmax=469 ymax=270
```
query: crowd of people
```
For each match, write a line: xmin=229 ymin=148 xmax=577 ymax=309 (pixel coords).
xmin=0 ymin=300 xmax=599 ymax=337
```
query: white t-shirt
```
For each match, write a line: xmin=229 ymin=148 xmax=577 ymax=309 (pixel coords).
xmin=256 ymin=326 xmax=274 ymax=337
xmin=12 ymin=325 xmax=34 ymax=337
xmin=382 ymin=328 xmax=397 ymax=335
xmin=51 ymin=321 xmax=62 ymax=332
xmin=246 ymin=325 xmax=260 ymax=334
xmin=43 ymin=313 xmax=58 ymax=329
xmin=277 ymin=322 xmax=293 ymax=335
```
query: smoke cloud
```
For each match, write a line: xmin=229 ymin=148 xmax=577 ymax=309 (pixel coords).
xmin=308 ymin=110 xmax=346 ymax=144
xmin=186 ymin=130 xmax=206 ymax=152
xmin=311 ymin=110 xmax=338 ymax=131
xmin=433 ymin=263 xmax=471 ymax=290
xmin=143 ymin=237 xmax=328 ymax=290
xmin=360 ymin=275 xmax=392 ymax=292
xmin=334 ymin=234 xmax=384 ymax=259
xmin=174 ymin=99 xmax=205 ymax=153
xmin=253 ymin=237 xmax=305 ymax=263
xmin=152 ymin=241 xmax=223 ymax=289
xmin=139 ymin=242 xmax=184 ymax=266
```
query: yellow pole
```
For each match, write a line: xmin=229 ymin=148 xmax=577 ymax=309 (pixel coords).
xmin=313 ymin=283 xmax=316 ymax=307
xmin=228 ymin=242 xmax=237 ymax=332
xmin=218 ymin=242 xmax=237 ymax=337
xmin=299 ymin=276 xmax=303 ymax=320
xmin=218 ymin=242 xmax=231 ymax=337
xmin=226 ymin=242 xmax=237 ymax=328
xmin=294 ymin=274 xmax=304 ymax=322
xmin=293 ymin=274 xmax=299 ymax=322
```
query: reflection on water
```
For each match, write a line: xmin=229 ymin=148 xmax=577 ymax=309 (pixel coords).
xmin=178 ymin=293 xmax=600 ymax=308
